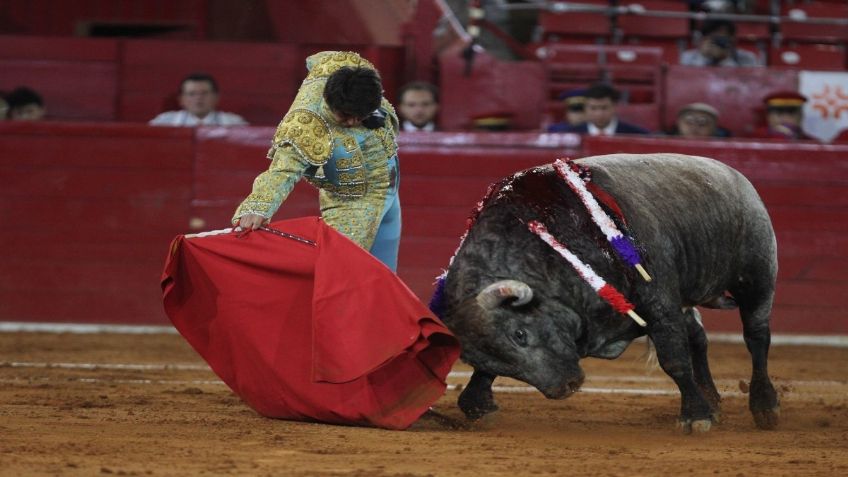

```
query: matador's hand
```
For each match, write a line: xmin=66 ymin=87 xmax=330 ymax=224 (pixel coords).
xmin=237 ymin=214 xmax=268 ymax=231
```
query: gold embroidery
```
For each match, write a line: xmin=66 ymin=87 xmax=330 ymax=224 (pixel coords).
xmin=271 ymin=109 xmax=331 ymax=166
xmin=305 ymin=51 xmax=377 ymax=81
xmin=342 ymin=136 xmax=358 ymax=151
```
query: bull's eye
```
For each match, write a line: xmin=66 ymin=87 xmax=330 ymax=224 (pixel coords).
xmin=513 ymin=328 xmax=528 ymax=347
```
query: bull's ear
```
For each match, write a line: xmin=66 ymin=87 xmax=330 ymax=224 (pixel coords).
xmin=476 ymin=280 xmax=533 ymax=310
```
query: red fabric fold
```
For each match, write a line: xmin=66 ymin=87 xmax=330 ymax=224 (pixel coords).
xmin=161 ymin=216 xmax=460 ymax=429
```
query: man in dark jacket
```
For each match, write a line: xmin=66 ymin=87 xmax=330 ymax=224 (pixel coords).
xmin=549 ymin=83 xmax=649 ymax=136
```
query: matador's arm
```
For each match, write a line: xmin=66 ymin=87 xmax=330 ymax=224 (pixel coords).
xmin=231 ymin=145 xmax=309 ymax=225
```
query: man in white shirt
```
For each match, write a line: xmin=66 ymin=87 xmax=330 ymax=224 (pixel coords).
xmin=681 ymin=20 xmax=761 ymax=67
xmin=149 ymin=73 xmax=248 ymax=127
xmin=397 ymin=81 xmax=439 ymax=132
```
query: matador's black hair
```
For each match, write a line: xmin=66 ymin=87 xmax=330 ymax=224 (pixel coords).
xmin=324 ymin=66 xmax=382 ymax=119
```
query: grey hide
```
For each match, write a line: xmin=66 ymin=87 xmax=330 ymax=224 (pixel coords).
xmin=440 ymin=153 xmax=780 ymax=433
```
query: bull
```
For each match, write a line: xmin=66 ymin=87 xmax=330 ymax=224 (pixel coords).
xmin=437 ymin=153 xmax=779 ymax=433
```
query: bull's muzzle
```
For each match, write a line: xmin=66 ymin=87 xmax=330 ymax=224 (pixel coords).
xmin=541 ymin=372 xmax=585 ymax=400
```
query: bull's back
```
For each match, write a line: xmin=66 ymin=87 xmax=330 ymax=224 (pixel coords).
xmin=575 ymin=153 xmax=776 ymax=300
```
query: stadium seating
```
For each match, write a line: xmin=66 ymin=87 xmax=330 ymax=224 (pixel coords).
xmin=769 ymin=43 xmax=846 ymax=70
xmin=537 ymin=0 xmax=613 ymax=44
xmin=118 ymin=39 xmax=299 ymax=125
xmin=0 ymin=36 xmax=119 ymax=121
xmin=615 ymin=0 xmax=689 ymax=39
xmin=780 ymin=1 xmax=848 ymax=43
xmin=538 ymin=43 xmax=663 ymax=106
xmin=0 ymin=35 xmax=404 ymax=125
xmin=615 ymin=0 xmax=689 ymax=63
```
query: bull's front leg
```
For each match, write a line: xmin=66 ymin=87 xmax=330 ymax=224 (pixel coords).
xmin=649 ymin=317 xmax=715 ymax=434
xmin=458 ymin=369 xmax=498 ymax=420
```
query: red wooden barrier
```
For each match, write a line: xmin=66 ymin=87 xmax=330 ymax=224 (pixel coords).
xmin=0 ymin=122 xmax=194 ymax=323
xmin=1 ymin=123 xmax=845 ymax=335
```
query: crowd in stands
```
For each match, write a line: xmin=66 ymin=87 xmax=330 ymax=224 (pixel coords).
xmin=2 ymin=74 xmax=842 ymax=144
xmin=541 ymin=79 xmax=824 ymax=142
xmin=2 ymin=1 xmax=846 ymax=143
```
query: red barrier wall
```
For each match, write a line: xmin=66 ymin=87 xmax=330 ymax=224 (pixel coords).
xmin=0 ymin=122 xmax=193 ymax=324
xmin=1 ymin=123 xmax=845 ymax=335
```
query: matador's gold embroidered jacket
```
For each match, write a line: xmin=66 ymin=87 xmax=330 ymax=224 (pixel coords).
xmin=232 ymin=51 xmax=400 ymax=249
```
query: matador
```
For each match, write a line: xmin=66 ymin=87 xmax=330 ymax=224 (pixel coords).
xmin=233 ymin=51 xmax=402 ymax=271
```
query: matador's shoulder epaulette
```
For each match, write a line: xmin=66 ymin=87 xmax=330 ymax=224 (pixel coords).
xmin=271 ymin=109 xmax=333 ymax=166
xmin=305 ymin=51 xmax=376 ymax=81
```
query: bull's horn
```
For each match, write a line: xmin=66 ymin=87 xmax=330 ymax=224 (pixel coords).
xmin=475 ymin=280 xmax=534 ymax=310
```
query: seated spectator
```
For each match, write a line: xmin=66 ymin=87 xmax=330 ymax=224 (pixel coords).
xmin=552 ymin=83 xmax=649 ymax=136
xmin=547 ymin=89 xmax=587 ymax=132
xmin=681 ymin=20 xmax=760 ymax=67
xmin=397 ymin=81 xmax=440 ymax=132
xmin=150 ymin=73 xmax=248 ymax=127
xmin=668 ymin=102 xmax=730 ymax=138
xmin=751 ymin=91 xmax=813 ymax=141
xmin=5 ymin=87 xmax=46 ymax=120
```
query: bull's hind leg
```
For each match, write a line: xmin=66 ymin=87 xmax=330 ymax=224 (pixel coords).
xmin=686 ymin=308 xmax=721 ymax=422
xmin=458 ymin=369 xmax=498 ymax=420
xmin=732 ymin=286 xmax=780 ymax=430
xmin=649 ymin=311 xmax=714 ymax=433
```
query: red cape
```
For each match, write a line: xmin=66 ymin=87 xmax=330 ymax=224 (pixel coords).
xmin=161 ymin=217 xmax=460 ymax=429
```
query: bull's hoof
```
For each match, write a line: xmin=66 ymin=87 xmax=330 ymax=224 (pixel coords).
xmin=752 ymin=405 xmax=780 ymax=430
xmin=458 ymin=383 xmax=499 ymax=421
xmin=677 ymin=418 xmax=712 ymax=434
xmin=710 ymin=411 xmax=722 ymax=425
xmin=459 ymin=400 xmax=499 ymax=421
xmin=420 ymin=409 xmax=472 ymax=430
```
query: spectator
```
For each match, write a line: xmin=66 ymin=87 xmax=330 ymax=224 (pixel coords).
xmin=397 ymin=81 xmax=440 ymax=132
xmin=547 ymin=89 xmax=587 ymax=132
xmin=554 ymin=83 xmax=649 ymax=136
xmin=150 ymin=73 xmax=248 ymax=127
xmin=6 ymin=87 xmax=46 ymax=121
xmin=681 ymin=20 xmax=760 ymax=67
xmin=0 ymin=93 xmax=8 ymax=120
xmin=669 ymin=102 xmax=729 ymax=138
xmin=751 ymin=91 xmax=813 ymax=141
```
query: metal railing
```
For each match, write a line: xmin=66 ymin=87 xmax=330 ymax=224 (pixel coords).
xmin=496 ymin=1 xmax=848 ymax=27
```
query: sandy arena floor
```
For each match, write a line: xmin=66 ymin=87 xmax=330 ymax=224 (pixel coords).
xmin=0 ymin=331 xmax=846 ymax=476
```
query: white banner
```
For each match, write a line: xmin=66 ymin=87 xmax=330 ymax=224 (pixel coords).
xmin=799 ymin=71 xmax=848 ymax=143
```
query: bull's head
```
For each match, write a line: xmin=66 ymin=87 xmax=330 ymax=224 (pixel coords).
xmin=449 ymin=278 xmax=587 ymax=400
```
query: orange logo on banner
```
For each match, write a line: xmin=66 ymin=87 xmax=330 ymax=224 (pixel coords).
xmin=811 ymin=84 xmax=848 ymax=120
